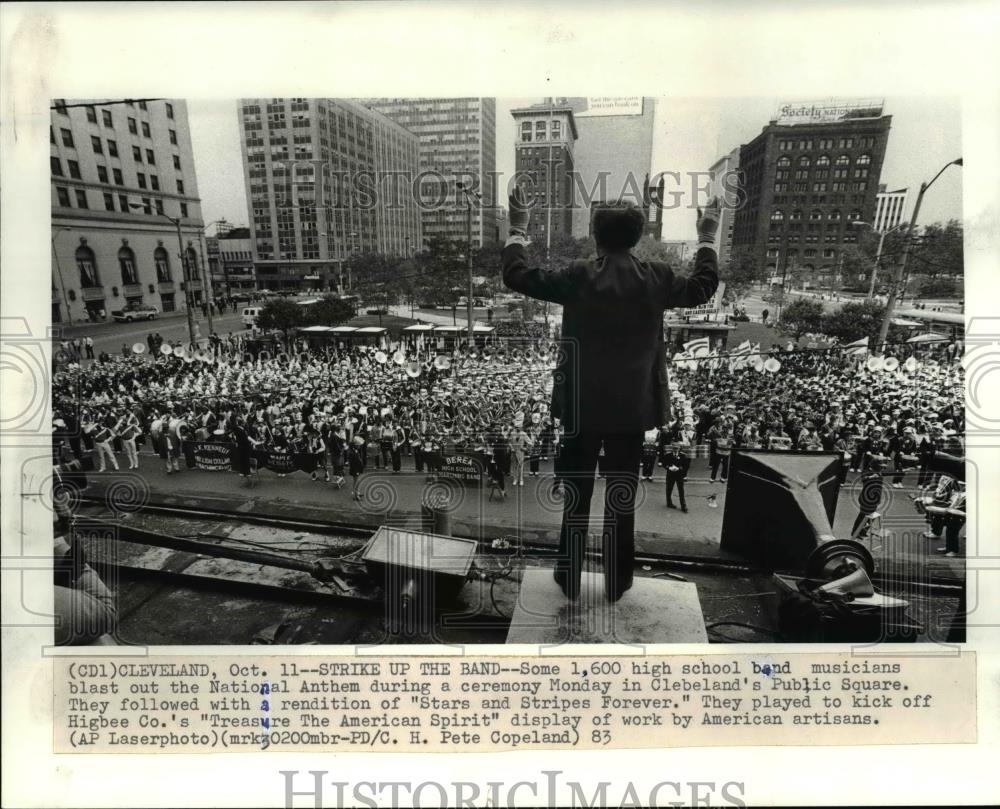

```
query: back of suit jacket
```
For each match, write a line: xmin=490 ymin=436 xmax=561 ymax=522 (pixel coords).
xmin=502 ymin=243 xmax=718 ymax=434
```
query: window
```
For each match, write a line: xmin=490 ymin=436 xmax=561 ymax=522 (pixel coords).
xmin=86 ymin=106 xmax=97 ymax=123
xmin=798 ymin=156 xmax=811 ymax=167
xmin=180 ymin=202 xmax=188 ymax=217
xmin=854 ymin=167 xmax=869 ymax=179
xmin=835 ymin=154 xmax=849 ymax=166
xmin=176 ymin=179 xmax=185 ymax=194
xmin=113 ymin=167 xmax=123 ymax=185
xmin=790 ymin=209 xmax=802 ymax=221
xmin=165 ymin=102 xmax=174 ymax=119
xmin=141 ymin=197 xmax=152 ymax=215
xmin=535 ymin=121 xmax=547 ymax=139
xmin=128 ymin=117 xmax=138 ymax=134
xmin=857 ymin=153 xmax=871 ymax=165
xmin=142 ymin=121 xmax=151 ymax=138
xmin=155 ymin=199 xmax=164 ymax=215
xmin=812 ymin=182 xmax=827 ymax=192
xmin=133 ymin=145 xmax=142 ymax=162
xmin=54 ymin=99 xmax=68 ymax=115
xmin=104 ymin=192 xmax=115 ymax=211
xmin=816 ymin=155 xmax=830 ymax=167
xmin=119 ymin=194 xmax=128 ymax=212
xmin=551 ymin=120 xmax=561 ymax=138
xmin=770 ymin=209 xmax=784 ymax=221
xmin=102 ymin=109 xmax=113 ymax=127
xmin=60 ymin=128 xmax=74 ymax=148
xmin=173 ymin=155 xmax=181 ymax=170
xmin=154 ymin=246 xmax=171 ymax=281
xmin=777 ymin=156 xmax=790 ymax=167
xmin=95 ymin=165 xmax=108 ymax=183
xmin=829 ymin=209 xmax=841 ymax=221
xmin=74 ymin=189 xmax=88 ymax=209
xmin=50 ymin=156 xmax=63 ymax=176
xmin=108 ymin=139 xmax=118 ymax=157
xmin=76 ymin=245 xmax=100 ymax=287
xmin=118 ymin=245 xmax=138 ymax=285
xmin=56 ymin=186 xmax=71 ymax=207
xmin=809 ymin=209 xmax=823 ymax=221
xmin=150 ymin=175 xmax=159 ymax=191
xmin=169 ymin=129 xmax=177 ymax=145
xmin=67 ymin=159 xmax=81 ymax=179
xmin=520 ymin=122 xmax=532 ymax=142
xmin=50 ymin=126 xmax=55 ymax=144
xmin=90 ymin=135 xmax=103 ymax=154
xmin=847 ymin=209 xmax=862 ymax=222
xmin=146 ymin=149 xmax=155 ymax=165
xmin=137 ymin=172 xmax=147 ymax=189
xmin=773 ymin=182 xmax=787 ymax=193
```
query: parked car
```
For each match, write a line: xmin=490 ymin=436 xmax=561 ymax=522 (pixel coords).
xmin=111 ymin=303 xmax=158 ymax=322
xmin=365 ymin=307 xmax=389 ymax=316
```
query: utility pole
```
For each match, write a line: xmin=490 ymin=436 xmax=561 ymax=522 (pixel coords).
xmin=875 ymin=158 xmax=962 ymax=354
xmin=176 ymin=220 xmax=197 ymax=346
xmin=457 ymin=182 xmax=479 ymax=349
xmin=51 ymin=227 xmax=74 ymax=325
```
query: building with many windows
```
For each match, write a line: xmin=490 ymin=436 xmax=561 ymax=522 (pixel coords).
xmin=730 ymin=100 xmax=892 ymax=287
xmin=873 ymin=184 xmax=908 ymax=232
xmin=510 ymin=101 xmax=578 ymax=245
xmin=207 ymin=227 xmax=256 ymax=294
xmin=707 ymin=147 xmax=741 ymax=267
xmin=364 ymin=98 xmax=498 ymax=247
xmin=238 ymin=98 xmax=422 ymax=292
xmin=50 ymin=98 xmax=205 ymax=323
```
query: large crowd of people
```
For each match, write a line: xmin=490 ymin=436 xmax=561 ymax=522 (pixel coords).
xmin=52 ymin=328 xmax=964 ymax=511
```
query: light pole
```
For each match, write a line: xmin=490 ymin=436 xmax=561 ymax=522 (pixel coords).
xmin=457 ymin=181 xmax=481 ymax=348
xmin=202 ymin=218 xmax=229 ymax=299
xmin=130 ymin=201 xmax=197 ymax=345
xmin=51 ymin=226 xmax=73 ymax=325
xmin=875 ymin=158 xmax=962 ymax=354
xmin=852 ymin=220 xmax=907 ymax=300
xmin=348 ymin=231 xmax=359 ymax=292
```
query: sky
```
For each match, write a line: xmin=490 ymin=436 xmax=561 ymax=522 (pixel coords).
xmin=188 ymin=96 xmax=963 ymax=241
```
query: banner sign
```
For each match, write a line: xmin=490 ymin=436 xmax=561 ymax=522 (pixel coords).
xmin=438 ymin=453 xmax=488 ymax=486
xmin=775 ymin=98 xmax=884 ymax=125
xmin=183 ymin=440 xmax=235 ymax=472
xmin=576 ymin=97 xmax=643 ymax=118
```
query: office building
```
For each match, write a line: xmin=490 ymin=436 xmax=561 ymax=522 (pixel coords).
xmin=50 ymin=98 xmax=205 ymax=323
xmin=510 ymin=101 xmax=578 ymax=244
xmin=365 ymin=98 xmax=497 ymax=246
xmin=555 ymin=98 xmax=656 ymax=238
xmin=873 ymin=184 xmax=908 ymax=232
xmin=707 ymin=147 xmax=741 ymax=267
xmin=731 ymin=100 xmax=892 ymax=287
xmin=238 ymin=98 xmax=422 ymax=292
xmin=207 ymin=227 xmax=256 ymax=294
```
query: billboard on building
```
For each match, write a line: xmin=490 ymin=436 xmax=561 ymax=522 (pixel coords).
xmin=774 ymin=99 xmax=884 ymax=125
xmin=576 ymin=97 xmax=644 ymax=117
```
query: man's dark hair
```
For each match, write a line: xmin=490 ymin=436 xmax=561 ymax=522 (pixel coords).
xmin=592 ymin=200 xmax=646 ymax=251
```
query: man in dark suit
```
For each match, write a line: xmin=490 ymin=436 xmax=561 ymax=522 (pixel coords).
xmin=501 ymin=188 xmax=719 ymax=601
xmin=664 ymin=443 xmax=691 ymax=512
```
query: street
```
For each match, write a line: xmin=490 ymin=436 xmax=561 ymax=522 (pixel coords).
xmin=55 ymin=309 xmax=247 ymax=356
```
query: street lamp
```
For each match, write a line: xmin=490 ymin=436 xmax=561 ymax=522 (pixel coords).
xmin=129 ymin=201 xmax=197 ymax=345
xmin=851 ymin=220 xmax=908 ymax=300
xmin=202 ymin=218 xmax=230 ymax=299
xmin=457 ymin=181 xmax=481 ymax=348
xmin=875 ymin=157 xmax=962 ymax=354
xmin=51 ymin=226 xmax=74 ymax=325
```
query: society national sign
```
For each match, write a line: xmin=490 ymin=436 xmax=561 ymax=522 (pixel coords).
xmin=576 ymin=97 xmax=644 ymax=118
xmin=775 ymin=99 xmax=884 ymax=125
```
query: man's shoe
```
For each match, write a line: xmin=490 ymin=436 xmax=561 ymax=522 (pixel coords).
xmin=681 ymin=507 xmax=689 ymax=513
xmin=605 ymin=578 xmax=633 ymax=603
xmin=666 ymin=502 xmax=676 ymax=509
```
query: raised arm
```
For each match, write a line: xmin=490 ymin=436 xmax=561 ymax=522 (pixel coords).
xmin=663 ymin=197 xmax=722 ymax=309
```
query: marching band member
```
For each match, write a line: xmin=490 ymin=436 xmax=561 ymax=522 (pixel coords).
xmin=115 ymin=409 xmax=142 ymax=470
xmin=92 ymin=415 xmax=119 ymax=472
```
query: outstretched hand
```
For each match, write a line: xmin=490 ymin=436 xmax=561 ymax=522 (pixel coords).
xmin=697 ymin=196 xmax=722 ymax=245
xmin=509 ymin=185 xmax=530 ymax=232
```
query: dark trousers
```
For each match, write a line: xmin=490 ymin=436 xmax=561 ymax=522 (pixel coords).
xmin=710 ymin=454 xmax=729 ymax=481
xmin=414 ymin=448 xmax=424 ymax=472
xmin=557 ymin=432 xmax=642 ymax=601
xmin=391 ymin=446 xmax=402 ymax=472
xmin=641 ymin=452 xmax=656 ymax=478
xmin=666 ymin=474 xmax=687 ymax=508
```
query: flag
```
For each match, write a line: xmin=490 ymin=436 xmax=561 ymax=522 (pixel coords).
xmin=845 ymin=336 xmax=869 ymax=356
xmin=727 ymin=340 xmax=752 ymax=371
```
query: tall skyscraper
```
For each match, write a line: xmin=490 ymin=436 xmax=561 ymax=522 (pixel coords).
xmin=731 ymin=99 xmax=892 ymax=284
xmin=364 ymin=98 xmax=498 ymax=247
xmin=50 ymin=98 xmax=204 ymax=323
xmin=556 ymin=97 xmax=656 ymax=238
xmin=874 ymin=184 xmax=908 ymax=232
xmin=510 ymin=101 xmax=578 ymax=244
xmin=238 ymin=98 xmax=422 ymax=292
xmin=708 ymin=147 xmax=741 ymax=267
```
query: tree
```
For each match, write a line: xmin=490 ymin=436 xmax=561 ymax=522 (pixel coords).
xmin=720 ymin=247 xmax=767 ymax=302
xmin=310 ymin=295 xmax=356 ymax=326
xmin=820 ymin=299 xmax=901 ymax=343
xmin=257 ymin=299 xmax=306 ymax=333
xmin=632 ymin=236 xmax=683 ymax=264
xmin=912 ymin=220 xmax=963 ymax=280
xmin=778 ymin=298 xmax=825 ymax=339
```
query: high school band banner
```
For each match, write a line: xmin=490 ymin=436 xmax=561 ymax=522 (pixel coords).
xmin=181 ymin=440 xmax=323 ymax=474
